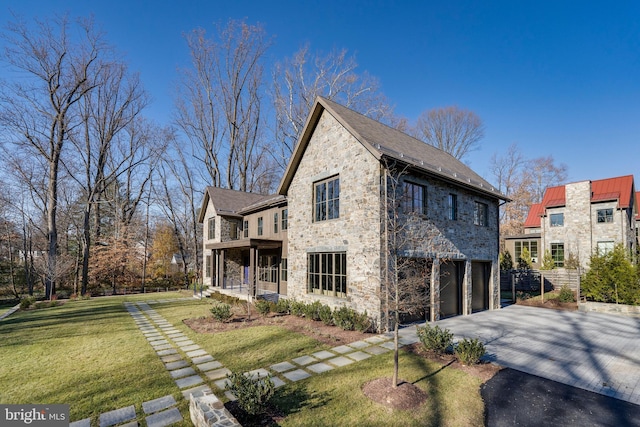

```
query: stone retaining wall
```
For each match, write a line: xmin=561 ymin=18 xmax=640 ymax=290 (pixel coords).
xmin=579 ymin=301 xmax=640 ymax=318
xmin=189 ymin=392 xmax=239 ymax=426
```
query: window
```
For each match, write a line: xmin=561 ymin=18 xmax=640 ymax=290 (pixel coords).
xmin=258 ymin=255 xmax=278 ymax=283
xmin=551 ymin=243 xmax=564 ymax=267
xmin=282 ymin=209 xmax=288 ymax=230
xmin=597 ymin=241 xmax=614 ymax=255
xmin=230 ymin=220 xmax=238 ymax=240
xmin=243 ymin=220 xmax=248 ymax=238
xmin=474 ymin=202 xmax=488 ymax=226
xmin=402 ymin=181 xmax=427 ymax=215
xmin=273 ymin=212 xmax=278 ymax=234
xmin=257 ymin=217 xmax=263 ymax=236
xmin=515 ymin=240 xmax=539 ymax=263
xmin=314 ymin=176 xmax=340 ymax=221
xmin=597 ymin=208 xmax=613 ymax=223
xmin=308 ymin=252 xmax=347 ymax=297
xmin=208 ymin=217 xmax=216 ymax=240
xmin=550 ymin=213 xmax=564 ymax=227
xmin=281 ymin=258 xmax=288 ymax=281
xmin=448 ymin=194 xmax=457 ymax=220
xmin=205 ymin=255 xmax=211 ymax=278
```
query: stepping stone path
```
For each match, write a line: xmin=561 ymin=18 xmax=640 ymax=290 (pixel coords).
xmin=69 ymin=296 xmax=422 ymax=427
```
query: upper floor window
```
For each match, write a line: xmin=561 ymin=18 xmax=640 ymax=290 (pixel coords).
xmin=243 ymin=220 xmax=248 ymax=238
xmin=314 ymin=176 xmax=340 ymax=222
xmin=597 ymin=208 xmax=613 ymax=223
xmin=282 ymin=209 xmax=288 ymax=230
xmin=208 ymin=217 xmax=216 ymax=240
xmin=550 ymin=213 xmax=564 ymax=227
xmin=474 ymin=202 xmax=488 ymax=226
xmin=230 ymin=220 xmax=238 ymax=240
xmin=402 ymin=181 xmax=427 ymax=215
xmin=257 ymin=217 xmax=263 ymax=236
xmin=273 ymin=212 xmax=279 ymax=234
xmin=448 ymin=193 xmax=458 ymax=220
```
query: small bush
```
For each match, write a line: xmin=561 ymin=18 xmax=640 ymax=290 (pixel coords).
xmin=254 ymin=299 xmax=272 ymax=316
xmin=333 ymin=306 xmax=355 ymax=331
xmin=557 ymin=285 xmax=575 ymax=303
xmin=210 ymin=303 xmax=233 ymax=322
xmin=416 ymin=324 xmax=453 ymax=354
xmin=304 ymin=301 xmax=323 ymax=321
xmin=354 ymin=311 xmax=371 ymax=332
xmin=34 ymin=300 xmax=60 ymax=309
xmin=318 ymin=304 xmax=334 ymax=325
xmin=19 ymin=296 xmax=36 ymax=310
xmin=455 ymin=338 xmax=486 ymax=365
xmin=210 ymin=292 xmax=241 ymax=306
xmin=289 ymin=300 xmax=306 ymax=317
xmin=225 ymin=371 xmax=275 ymax=416
xmin=274 ymin=299 xmax=290 ymax=314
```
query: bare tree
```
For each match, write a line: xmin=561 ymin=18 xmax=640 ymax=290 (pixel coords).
xmin=272 ymin=44 xmax=395 ymax=170
xmin=176 ymin=19 xmax=271 ymax=191
xmin=412 ymin=106 xmax=484 ymax=161
xmin=0 ymin=15 xmax=107 ymax=298
xmin=528 ymin=156 xmax=568 ymax=203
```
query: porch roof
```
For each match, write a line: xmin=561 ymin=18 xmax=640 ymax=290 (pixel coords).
xmin=205 ymin=238 xmax=282 ymax=250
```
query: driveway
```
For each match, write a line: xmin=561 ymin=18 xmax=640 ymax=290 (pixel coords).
xmin=432 ymin=304 xmax=640 ymax=405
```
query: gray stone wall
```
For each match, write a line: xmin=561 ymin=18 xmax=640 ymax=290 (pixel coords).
xmin=287 ymin=111 xmax=383 ymax=320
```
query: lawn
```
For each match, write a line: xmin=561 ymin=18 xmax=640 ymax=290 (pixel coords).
xmin=0 ymin=292 xmax=486 ymax=426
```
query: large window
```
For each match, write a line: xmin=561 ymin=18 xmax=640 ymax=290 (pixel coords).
xmin=448 ymin=193 xmax=457 ymax=220
xmin=550 ymin=213 xmax=564 ymax=227
xmin=208 ymin=217 xmax=216 ymax=240
xmin=551 ymin=243 xmax=564 ymax=267
xmin=597 ymin=208 xmax=613 ymax=223
xmin=402 ymin=181 xmax=427 ymax=215
xmin=243 ymin=220 xmax=249 ymax=238
xmin=257 ymin=217 xmax=263 ymax=236
xmin=314 ymin=176 xmax=340 ymax=221
xmin=597 ymin=241 xmax=614 ymax=255
xmin=258 ymin=255 xmax=278 ymax=283
xmin=515 ymin=240 xmax=539 ymax=263
xmin=474 ymin=202 xmax=488 ymax=226
xmin=282 ymin=209 xmax=288 ymax=230
xmin=308 ymin=252 xmax=347 ymax=298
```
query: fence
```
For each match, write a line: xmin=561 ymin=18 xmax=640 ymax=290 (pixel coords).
xmin=500 ymin=268 xmax=581 ymax=301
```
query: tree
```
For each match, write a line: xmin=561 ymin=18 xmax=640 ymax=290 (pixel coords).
xmin=272 ymin=44 xmax=395 ymax=171
xmin=0 ymin=15 xmax=107 ymax=298
xmin=517 ymin=247 xmax=532 ymax=270
xmin=581 ymin=244 xmax=639 ymax=305
xmin=412 ymin=106 xmax=484 ymax=161
xmin=149 ymin=223 xmax=179 ymax=281
xmin=175 ymin=19 xmax=271 ymax=191
xmin=500 ymin=250 xmax=513 ymax=271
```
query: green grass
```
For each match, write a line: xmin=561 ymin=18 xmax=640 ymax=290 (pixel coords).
xmin=0 ymin=291 xmax=486 ymax=426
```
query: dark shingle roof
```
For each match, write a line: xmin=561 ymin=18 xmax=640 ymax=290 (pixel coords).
xmin=278 ymin=97 xmax=506 ymax=200
xmin=197 ymin=187 xmax=274 ymax=222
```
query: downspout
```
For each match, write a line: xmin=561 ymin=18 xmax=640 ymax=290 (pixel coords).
xmin=383 ymin=166 xmax=390 ymax=332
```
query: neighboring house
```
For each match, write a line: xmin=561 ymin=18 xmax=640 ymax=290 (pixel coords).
xmin=504 ymin=203 xmax=543 ymax=269
xmin=518 ymin=175 xmax=637 ymax=269
xmin=199 ymin=97 xmax=506 ymax=327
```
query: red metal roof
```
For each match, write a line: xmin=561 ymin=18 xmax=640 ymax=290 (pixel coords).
xmin=540 ymin=185 xmax=566 ymax=208
xmin=590 ymin=175 xmax=634 ymax=209
xmin=524 ymin=203 xmax=543 ymax=228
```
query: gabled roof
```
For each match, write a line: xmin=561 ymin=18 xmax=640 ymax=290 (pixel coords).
xmin=523 ymin=203 xmax=544 ymax=228
xmin=277 ymin=97 xmax=507 ymax=201
xmin=537 ymin=175 xmax=635 ymax=212
xmin=197 ymin=187 xmax=274 ymax=223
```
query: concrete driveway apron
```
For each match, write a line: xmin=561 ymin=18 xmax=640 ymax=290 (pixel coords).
xmin=433 ymin=304 xmax=640 ymax=405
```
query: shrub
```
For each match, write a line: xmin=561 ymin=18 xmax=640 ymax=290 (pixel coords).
xmin=254 ymin=299 xmax=272 ymax=317
xmin=416 ymin=324 xmax=453 ymax=354
xmin=455 ymin=338 xmax=486 ymax=365
xmin=557 ymin=285 xmax=575 ymax=303
xmin=34 ymin=300 xmax=60 ymax=309
xmin=289 ymin=300 xmax=306 ymax=317
xmin=304 ymin=301 xmax=323 ymax=321
xmin=225 ymin=371 xmax=275 ymax=416
xmin=581 ymin=244 xmax=640 ymax=305
xmin=354 ymin=311 xmax=371 ymax=333
xmin=318 ymin=304 xmax=334 ymax=325
xmin=210 ymin=291 xmax=241 ymax=306
xmin=19 ymin=296 xmax=35 ymax=310
xmin=210 ymin=303 xmax=233 ymax=322
xmin=540 ymin=250 xmax=556 ymax=270
xmin=274 ymin=299 xmax=290 ymax=314
xmin=333 ymin=306 xmax=355 ymax=330
xmin=500 ymin=250 xmax=513 ymax=271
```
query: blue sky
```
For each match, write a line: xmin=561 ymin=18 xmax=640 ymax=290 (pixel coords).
xmin=2 ymin=1 xmax=639 ymax=185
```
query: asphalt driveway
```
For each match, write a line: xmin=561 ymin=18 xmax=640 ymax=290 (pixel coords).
xmin=433 ymin=304 xmax=640 ymax=406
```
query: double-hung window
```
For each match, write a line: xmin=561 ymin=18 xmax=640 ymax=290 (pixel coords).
xmin=474 ymin=202 xmax=488 ymax=226
xmin=281 ymin=209 xmax=288 ymax=230
xmin=243 ymin=220 xmax=249 ymax=238
xmin=208 ymin=217 xmax=216 ymax=240
xmin=314 ymin=176 xmax=340 ymax=221
xmin=448 ymin=194 xmax=458 ymax=220
xmin=273 ymin=212 xmax=279 ymax=234
xmin=257 ymin=217 xmax=263 ymax=236
xmin=402 ymin=181 xmax=427 ymax=215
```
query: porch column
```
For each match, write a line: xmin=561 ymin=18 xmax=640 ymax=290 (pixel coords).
xmin=218 ymin=249 xmax=225 ymax=288
xmin=249 ymin=246 xmax=257 ymax=298
xmin=430 ymin=258 xmax=440 ymax=322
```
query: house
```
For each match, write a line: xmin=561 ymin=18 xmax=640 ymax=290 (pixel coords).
xmin=504 ymin=203 xmax=543 ymax=269
xmin=199 ymin=97 xmax=506 ymax=328
xmin=515 ymin=175 xmax=637 ymax=269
